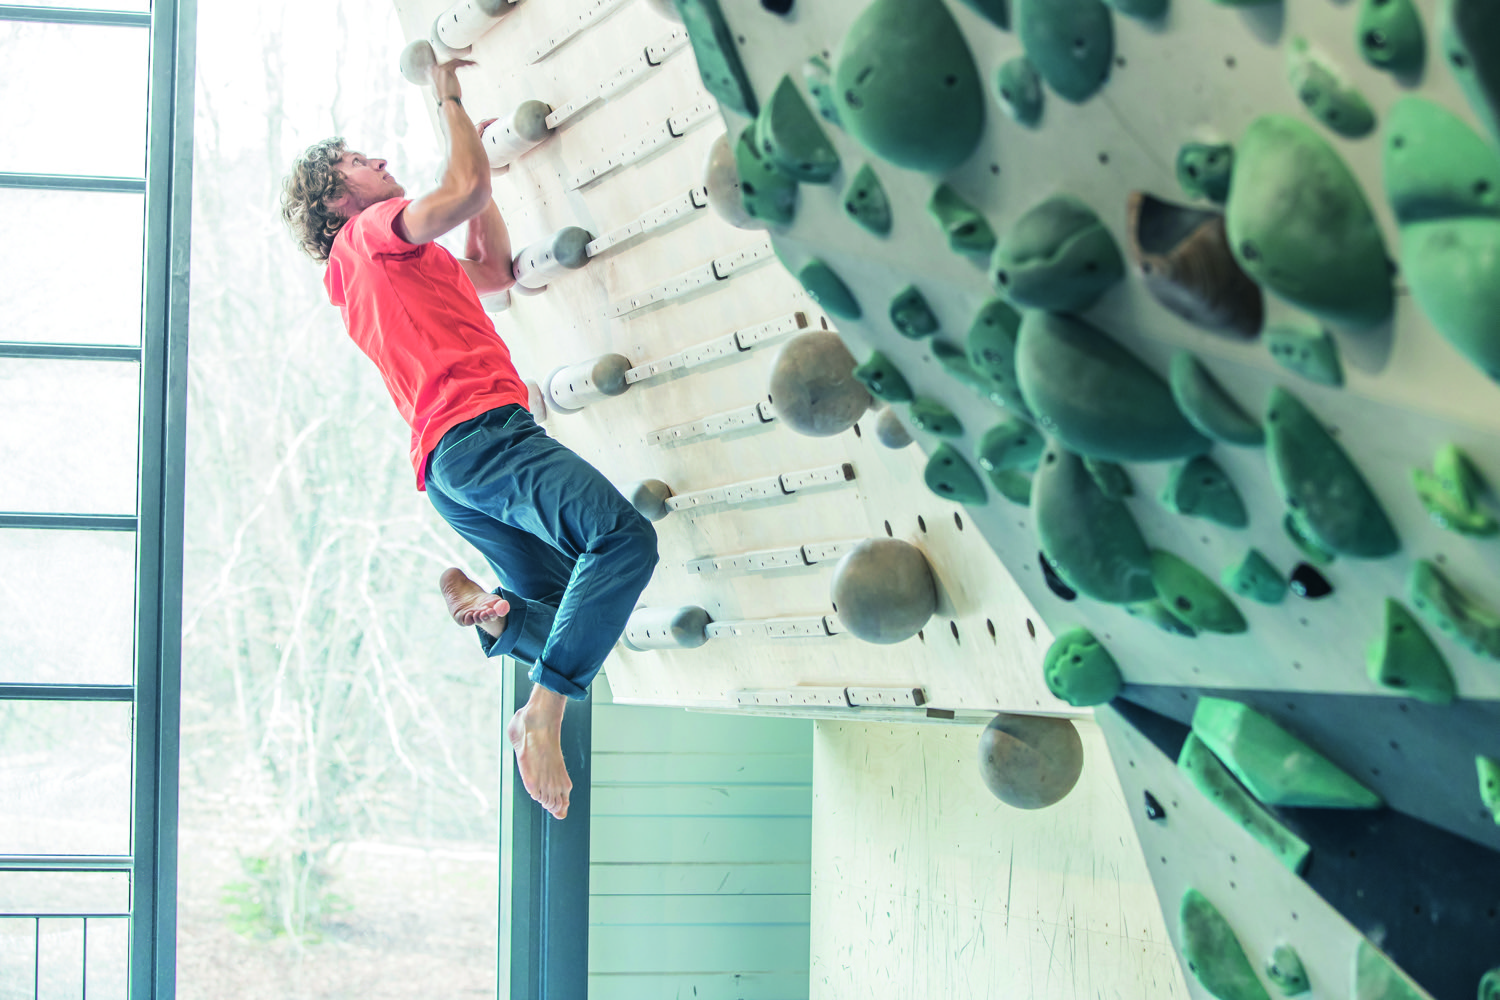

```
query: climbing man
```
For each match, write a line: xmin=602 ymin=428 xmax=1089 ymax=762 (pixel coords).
xmin=280 ymin=56 xmax=658 ymax=821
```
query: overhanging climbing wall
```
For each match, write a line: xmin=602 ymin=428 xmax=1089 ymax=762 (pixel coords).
xmin=392 ymin=0 xmax=1500 ymax=996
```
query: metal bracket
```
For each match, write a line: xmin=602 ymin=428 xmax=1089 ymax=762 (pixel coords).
xmin=731 ymin=685 xmax=929 ymax=709
xmin=526 ymin=0 xmax=633 ymax=64
xmin=662 ymin=462 xmax=856 ymax=513
xmin=685 ymin=538 xmax=862 ymax=575
xmin=644 ymin=399 xmax=776 ymax=447
xmin=607 ymin=237 xmax=775 ymax=317
xmin=705 ymin=615 xmax=842 ymax=640
xmin=586 ymin=186 xmax=708 ymax=258
xmin=566 ymin=95 xmax=715 ymax=190
xmin=545 ymin=27 xmax=688 ymax=129
xmin=623 ymin=311 xmax=805 ymax=385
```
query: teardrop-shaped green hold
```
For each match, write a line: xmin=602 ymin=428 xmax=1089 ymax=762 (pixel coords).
xmin=1161 ymin=455 xmax=1249 ymax=529
xmin=1265 ymin=324 xmax=1344 ymax=387
xmin=1357 ymin=0 xmax=1425 ymax=75
xmin=843 ymin=163 xmax=891 ymax=236
xmin=1169 ymin=353 xmax=1263 ymax=447
xmin=834 ymin=0 xmax=986 ymax=172
xmin=977 ymin=418 xmax=1043 ymax=472
xmin=889 ymin=285 xmax=939 ymax=339
xmin=1084 ymin=458 xmax=1133 ymax=500
xmin=853 ymin=351 xmax=913 ymax=403
xmin=1179 ymin=889 xmax=1272 ymax=1000
xmin=933 ymin=339 xmax=1006 ymax=406
xmin=966 ymin=298 xmax=1030 ymax=417
xmin=1366 ymin=598 xmax=1457 ymax=705
xmin=995 ymin=57 xmax=1043 ymax=127
xmin=1287 ymin=38 xmax=1377 ymax=139
xmin=1016 ymin=311 xmax=1210 ymax=462
xmin=1383 ymin=97 xmax=1500 ymax=225
xmin=908 ymin=396 xmax=963 ymax=437
xmin=674 ymin=0 xmax=759 ymax=116
xmin=1265 ymin=943 xmax=1311 ymax=996
xmin=1227 ymin=115 xmax=1393 ymax=329
xmin=803 ymin=56 xmax=842 ymax=128
xmin=1400 ymin=218 xmax=1500 ymax=383
xmin=1223 ymin=549 xmax=1287 ymax=605
xmin=1412 ymin=444 xmax=1499 ymax=536
xmin=1407 ymin=559 xmax=1500 ymax=660
xmin=1284 ymin=511 xmax=1336 ymax=566
xmin=1152 ymin=551 xmax=1247 ymax=634
xmin=1264 ymin=388 xmax=1399 ymax=558
xmin=1033 ymin=444 xmax=1155 ymax=604
xmin=1043 ymin=627 xmax=1123 ymax=706
xmin=796 ymin=259 xmax=861 ymax=319
xmin=734 ymin=127 xmax=797 ymax=226
xmin=1015 ymin=0 xmax=1114 ymax=102
xmin=929 ymin=183 xmax=997 ymax=265
xmin=1478 ymin=757 xmax=1500 ymax=824
xmin=1439 ymin=0 xmax=1500 ymax=148
xmin=990 ymin=194 xmax=1125 ymax=311
xmin=924 ymin=443 xmax=989 ymax=504
xmin=987 ymin=468 xmax=1033 ymax=505
xmin=1177 ymin=142 xmax=1234 ymax=204
xmin=1127 ymin=599 xmax=1197 ymax=637
xmin=756 ymin=75 xmax=840 ymax=183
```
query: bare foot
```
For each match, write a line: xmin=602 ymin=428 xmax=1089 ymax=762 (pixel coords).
xmin=506 ymin=688 xmax=572 ymax=820
xmin=439 ymin=567 xmax=509 ymax=638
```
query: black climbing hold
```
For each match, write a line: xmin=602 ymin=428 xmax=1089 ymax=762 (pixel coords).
xmin=1144 ymin=790 xmax=1166 ymax=821
xmin=1039 ymin=551 xmax=1079 ymax=601
xmin=761 ymin=0 xmax=793 ymax=12
xmin=1288 ymin=563 xmax=1332 ymax=600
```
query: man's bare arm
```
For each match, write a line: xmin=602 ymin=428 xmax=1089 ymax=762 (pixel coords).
xmin=459 ymin=198 xmax=516 ymax=295
xmin=397 ymin=60 xmax=492 ymax=246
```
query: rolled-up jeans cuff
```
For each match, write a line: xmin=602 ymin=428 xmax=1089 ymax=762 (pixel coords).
xmin=528 ymin=659 xmax=589 ymax=700
xmin=477 ymin=588 xmax=551 ymax=663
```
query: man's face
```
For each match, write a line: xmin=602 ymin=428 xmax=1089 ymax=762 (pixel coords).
xmin=330 ymin=151 xmax=404 ymax=217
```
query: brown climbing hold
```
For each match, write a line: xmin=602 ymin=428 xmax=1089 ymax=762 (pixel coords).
xmin=1128 ymin=192 xmax=1263 ymax=339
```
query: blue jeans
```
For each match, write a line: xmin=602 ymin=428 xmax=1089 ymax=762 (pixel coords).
xmin=425 ymin=404 xmax=659 ymax=699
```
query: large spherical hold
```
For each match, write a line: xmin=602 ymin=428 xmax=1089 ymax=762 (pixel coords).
xmin=703 ymin=133 xmax=765 ymax=231
xmin=830 ymin=539 xmax=937 ymax=644
xmin=978 ymin=714 xmax=1084 ymax=809
xmin=769 ymin=331 xmax=872 ymax=437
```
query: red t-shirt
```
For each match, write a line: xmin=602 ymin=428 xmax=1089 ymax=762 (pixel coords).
xmin=324 ymin=197 xmax=530 ymax=490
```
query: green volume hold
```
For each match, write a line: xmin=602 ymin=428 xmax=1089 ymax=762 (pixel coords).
xmin=1178 ymin=734 xmax=1311 ymax=874
xmin=1033 ymin=444 xmax=1155 ymax=604
xmin=1179 ymin=889 xmax=1273 ymax=1000
xmin=1367 ymin=599 xmax=1457 ymax=705
xmin=756 ymin=75 xmax=840 ymax=183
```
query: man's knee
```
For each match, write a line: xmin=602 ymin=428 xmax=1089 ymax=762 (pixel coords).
xmin=625 ymin=511 xmax=660 ymax=572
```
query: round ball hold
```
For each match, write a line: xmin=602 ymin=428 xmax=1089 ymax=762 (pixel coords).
xmin=977 ymin=714 xmax=1084 ymax=809
xmin=704 ymin=133 xmax=766 ymax=231
xmin=830 ymin=539 xmax=937 ymax=644
xmin=874 ymin=407 xmax=912 ymax=448
xmin=769 ymin=331 xmax=872 ymax=437
xmin=624 ymin=479 xmax=675 ymax=522
xmin=399 ymin=39 xmax=437 ymax=86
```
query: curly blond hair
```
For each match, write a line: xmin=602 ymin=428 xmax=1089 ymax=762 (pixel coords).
xmin=281 ymin=138 xmax=350 ymax=263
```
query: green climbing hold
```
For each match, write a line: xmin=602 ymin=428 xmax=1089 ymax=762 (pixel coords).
xmin=1042 ymin=627 xmax=1122 ymax=706
xmin=933 ymin=339 xmax=1007 ymax=407
xmin=1179 ymin=889 xmax=1273 ymax=1000
xmin=1367 ymin=599 xmax=1456 ymax=705
xmin=1129 ymin=192 xmax=1264 ymax=339
xmin=1161 ymin=455 xmax=1249 ymax=529
xmin=1084 ymin=458 xmax=1133 ymax=500
xmin=1152 ymin=551 xmax=1247 ymax=634
xmin=1104 ymin=0 xmax=1166 ymax=20
xmin=1352 ymin=941 xmax=1426 ymax=1000
xmin=956 ymin=0 xmax=1009 ymax=29
xmin=1178 ymin=735 xmax=1310 ymax=874
xmin=1284 ymin=511 xmax=1336 ymax=566
xmin=674 ymin=0 xmax=759 ymax=116
xmin=1357 ymin=0 xmax=1425 ymax=75
xmin=756 ymin=75 xmax=840 ymax=183
xmin=734 ymin=127 xmax=797 ymax=226
xmin=1407 ymin=559 xmax=1500 ymax=660
xmin=1265 ymin=388 xmax=1399 ymax=559
xmin=1265 ymin=943 xmax=1311 ymax=996
xmin=929 ymin=183 xmax=997 ymax=266
xmin=990 ymin=194 xmax=1126 ymax=311
xmin=1478 ymin=756 xmax=1500 ymax=823
xmin=1226 ymin=115 xmax=1393 ymax=329
xmin=1223 ymin=550 xmax=1287 ymax=605
xmin=995 ymin=57 xmax=1043 ymax=127
xmin=1016 ymin=311 xmax=1210 ymax=462
xmin=1169 ymin=353 xmax=1263 ymax=447
xmin=796 ymin=258 xmax=862 ymax=319
xmin=1287 ymin=38 xmax=1377 ymax=139
xmin=853 ymin=351 xmax=913 ymax=403
xmin=909 ymin=396 xmax=963 ymax=438
xmin=889 ymin=285 xmax=938 ymax=338
xmin=988 ymin=468 xmax=1033 ymax=505
xmin=1127 ymin=599 xmax=1197 ymax=637
xmin=1481 ymin=967 xmax=1500 ymax=1000
xmin=834 ymin=0 xmax=986 ymax=172
xmin=1400 ymin=219 xmax=1500 ymax=383
xmin=1191 ymin=697 xmax=1383 ymax=808
xmin=924 ymin=443 xmax=989 ymax=504
xmin=1033 ymin=444 xmax=1155 ymax=604
xmin=1015 ymin=0 xmax=1114 ymax=102
xmin=1384 ymin=98 xmax=1500 ymax=226
xmin=843 ymin=163 xmax=891 ymax=236
xmin=965 ymin=298 xmax=1030 ymax=417
xmin=1439 ymin=0 xmax=1500 ymax=147
xmin=977 ymin=419 xmax=1043 ymax=473
xmin=1177 ymin=142 xmax=1234 ymax=204
xmin=803 ymin=56 xmax=842 ymax=128
xmin=1265 ymin=325 xmax=1344 ymax=387
xmin=1413 ymin=444 xmax=1498 ymax=537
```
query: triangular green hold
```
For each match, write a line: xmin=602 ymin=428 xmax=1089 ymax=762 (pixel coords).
xmin=1400 ymin=219 xmax=1500 ymax=384
xmin=1227 ymin=115 xmax=1393 ymax=329
xmin=1287 ymin=38 xmax=1377 ymax=139
xmin=1127 ymin=599 xmax=1197 ymax=637
xmin=1383 ymin=98 xmax=1500 ymax=225
xmin=991 ymin=194 xmax=1125 ymax=312
xmin=889 ymin=285 xmax=939 ymax=339
xmin=1406 ymin=559 xmax=1500 ymax=660
xmin=977 ymin=419 xmax=1043 ymax=473
xmin=795 ymin=259 xmax=861 ymax=319
xmin=995 ymin=57 xmax=1043 ymax=127
xmin=1283 ymin=511 xmax=1336 ymax=566
xmin=1357 ymin=0 xmax=1425 ymax=75
xmin=928 ymin=183 xmax=997 ymax=266
xmin=1042 ymin=627 xmax=1122 ymax=705
xmin=673 ymin=0 xmax=759 ymax=116
xmin=1178 ymin=734 xmax=1310 ymax=874
xmin=734 ymin=127 xmax=798 ymax=226
xmin=853 ymin=351 xmax=913 ymax=403
xmin=1265 ymin=325 xmax=1344 ymax=387
xmin=1179 ymin=889 xmax=1273 ymax=1000
xmin=1223 ymin=549 xmax=1287 ymax=605
xmin=1366 ymin=599 xmax=1456 ymax=705
xmin=1478 ymin=756 xmax=1500 ymax=824
xmin=1191 ymin=696 xmax=1383 ymax=808
xmin=1084 ymin=458 xmax=1133 ymax=500
xmin=1352 ymin=941 xmax=1426 ymax=1000
xmin=956 ymin=0 xmax=1009 ymax=29
xmin=1034 ymin=444 xmax=1156 ymax=604
xmin=908 ymin=396 xmax=963 ymax=438
xmin=1413 ymin=444 xmax=1498 ymax=537
xmin=1161 ymin=455 xmax=1248 ymax=529
xmin=1439 ymin=0 xmax=1500 ymax=148
xmin=1015 ymin=0 xmax=1114 ymax=102
xmin=1265 ymin=943 xmax=1311 ymax=996
xmin=833 ymin=0 xmax=986 ymax=172
xmin=966 ymin=298 xmax=1030 ymax=417
xmin=756 ymin=75 xmax=840 ymax=183
xmin=1480 ymin=966 xmax=1500 ymax=1000
xmin=987 ymin=468 xmax=1033 ymax=505
xmin=843 ymin=164 xmax=891 ymax=236
xmin=1169 ymin=353 xmax=1263 ymax=447
xmin=1177 ymin=142 xmax=1234 ymax=204
xmin=1151 ymin=551 xmax=1247 ymax=634
xmin=803 ymin=56 xmax=842 ymax=128
xmin=924 ymin=444 xmax=989 ymax=504
xmin=1265 ymin=388 xmax=1399 ymax=559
